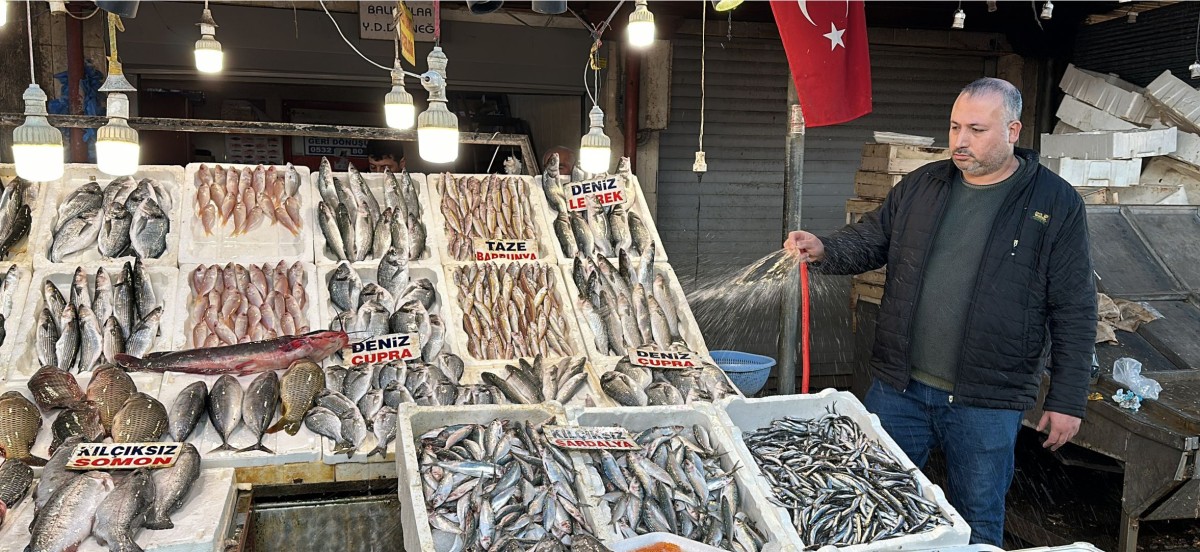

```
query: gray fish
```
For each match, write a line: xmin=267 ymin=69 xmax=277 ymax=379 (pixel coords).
xmin=316 ymin=158 xmax=339 ymax=206
xmin=50 ymin=208 xmax=103 ymax=263
xmin=125 ymin=306 xmax=162 ymax=358
xmin=357 ymin=389 xmax=384 ymax=425
xmin=102 ymin=177 xmax=136 ymax=211
xmin=353 ymin=201 xmax=374 ymax=263
xmin=645 ymin=381 xmax=685 ymax=406
xmin=304 ymin=406 xmax=344 ymax=446
xmin=570 ymin=211 xmax=594 ymax=258
xmin=56 ymin=304 xmax=80 ymax=372
xmin=407 ymin=213 xmax=427 ymax=260
xmin=553 ymin=213 xmax=577 ymax=257
xmin=43 ymin=280 xmax=67 ymax=324
xmin=55 ymin=181 xmax=103 ymax=231
xmin=168 ymin=381 xmax=208 ymax=442
xmin=338 ymin=412 xmax=367 ymax=457
xmin=422 ymin=314 xmax=445 ymax=361
xmin=336 ymin=203 xmax=357 ymax=263
xmin=389 ymin=210 xmax=410 ymax=261
xmin=357 ymin=299 xmax=392 ymax=337
xmin=70 ymin=266 xmax=91 ymax=309
xmin=399 ymin=279 xmax=435 ymax=311
xmin=112 ymin=269 xmax=135 ymax=339
xmin=599 ymin=370 xmax=647 ymax=407
xmin=132 ymin=259 xmax=157 ymax=320
xmin=349 ymin=164 xmax=380 ymax=221
xmin=0 ymin=265 xmax=19 ymax=319
xmin=371 ymin=208 xmax=393 ymax=261
xmin=77 ymin=304 xmax=104 ymax=371
xmin=0 ymin=455 xmax=33 ymax=510
xmin=400 ymin=171 xmax=421 ymax=217
xmin=111 ymin=392 xmax=168 ymax=443
xmin=93 ymin=468 xmax=155 ymax=552
xmin=628 ymin=210 xmax=652 ymax=255
xmin=328 ymin=263 xmax=361 ymax=312
xmin=131 ymin=198 xmax=170 ymax=259
xmin=93 ymin=267 xmax=115 ymax=327
xmin=34 ymin=436 xmax=82 ymax=510
xmin=367 ymin=406 xmax=397 ymax=458
xmin=342 ymin=365 xmax=372 ymax=404
xmin=317 ymin=201 xmax=348 ymax=261
xmin=102 ymin=316 xmax=126 ymax=366
xmin=97 ymin=202 xmax=133 ymax=258
xmin=145 ymin=442 xmax=201 ymax=530
xmin=652 ymin=273 xmax=681 ymax=339
xmin=37 ymin=307 xmax=61 ymax=370
xmin=609 ymin=203 xmax=633 ymax=252
xmin=376 ymin=247 xmax=408 ymax=300
xmin=208 ymin=375 xmax=244 ymax=453
xmin=316 ymin=391 xmax=358 ymax=418
xmin=28 ymin=471 xmax=114 ymax=552
xmin=239 ymin=371 xmax=279 ymax=453
xmin=358 ymin=283 xmax=395 ymax=312
xmin=648 ymin=296 xmax=673 ymax=350
xmin=50 ymin=402 xmax=104 ymax=455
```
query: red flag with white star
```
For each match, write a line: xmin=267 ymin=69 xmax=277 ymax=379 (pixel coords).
xmin=771 ymin=0 xmax=872 ymax=127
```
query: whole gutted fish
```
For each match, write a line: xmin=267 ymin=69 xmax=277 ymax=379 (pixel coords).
xmin=146 ymin=442 xmax=201 ymax=530
xmin=240 ymin=371 xmax=280 ymax=453
xmin=437 ymin=172 xmax=539 ymax=261
xmin=111 ymin=392 xmax=168 ymax=443
xmin=168 ymin=381 xmax=208 ymax=442
xmin=27 ymin=471 xmax=114 ymax=552
xmin=0 ymin=391 xmax=46 ymax=465
xmin=209 ymin=375 xmax=244 ymax=453
xmin=92 ymin=468 xmax=155 ymax=552
xmin=117 ymin=330 xmax=347 ymax=375
xmin=450 ymin=262 xmax=576 ymax=359
xmin=29 ymin=365 xmax=86 ymax=410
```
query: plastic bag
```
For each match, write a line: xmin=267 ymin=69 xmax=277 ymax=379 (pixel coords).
xmin=1112 ymin=357 xmax=1162 ymax=400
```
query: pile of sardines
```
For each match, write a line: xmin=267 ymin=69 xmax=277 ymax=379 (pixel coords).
xmin=37 ymin=261 xmax=163 ymax=373
xmin=742 ymin=408 xmax=949 ymax=549
xmin=417 ymin=418 xmax=602 ymax=550
xmin=540 ymin=155 xmax=653 ymax=259
xmin=583 ymin=424 xmax=768 ymax=551
xmin=450 ymin=262 xmax=577 ymax=360
xmin=325 ymin=255 xmax=443 ymax=360
xmin=0 ymin=176 xmax=33 ymax=261
xmin=315 ymin=157 xmax=427 ymax=262
xmin=186 ymin=261 xmax=310 ymax=347
xmin=0 ymin=264 xmax=21 ymax=348
xmin=50 ymin=175 xmax=172 ymax=262
xmin=600 ymin=356 xmax=737 ymax=407
xmin=437 ymin=173 xmax=541 ymax=261
xmin=571 ymin=248 xmax=693 ymax=356
xmin=193 ymin=163 xmax=303 ymax=236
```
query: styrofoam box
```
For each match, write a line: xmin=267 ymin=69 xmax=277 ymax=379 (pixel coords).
xmin=1007 ymin=543 xmax=1104 ymax=552
xmin=426 ymin=173 xmax=559 ymax=263
xmin=6 ymin=264 xmax=180 ymax=382
xmin=1146 ymin=70 xmax=1200 ymax=132
xmin=1059 ymin=64 xmax=1156 ymax=125
xmin=534 ymin=173 xmax=670 ymax=264
xmin=310 ymin=171 xmax=442 ymax=268
xmin=1167 ymin=127 xmax=1200 ymax=167
xmin=1041 ymin=157 xmax=1142 ymax=188
xmin=1039 ymin=128 xmax=1177 ymax=160
xmin=560 ymin=262 xmax=710 ymax=363
xmin=440 ymin=261 xmax=587 ymax=364
xmin=0 ymin=263 xmax=33 ymax=382
xmin=0 ymin=465 xmax=236 ymax=552
xmin=33 ymin=165 xmax=185 ymax=270
xmin=572 ymin=405 xmax=794 ymax=552
xmin=179 ymin=163 xmax=314 ymax=265
xmin=173 ymin=262 xmax=319 ymax=351
xmin=394 ymin=403 xmax=600 ymax=552
xmin=159 ymin=371 xmax=321 ymax=469
xmin=0 ymin=164 xmax=47 ymax=268
xmin=1056 ymin=96 xmax=1141 ymax=133
xmin=714 ymin=390 xmax=971 ymax=551
xmin=461 ymin=357 xmax=616 ymax=409
xmin=610 ymin=532 xmax=729 ymax=552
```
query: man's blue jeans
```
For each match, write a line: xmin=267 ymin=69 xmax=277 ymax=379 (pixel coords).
xmin=864 ymin=378 xmax=1023 ymax=547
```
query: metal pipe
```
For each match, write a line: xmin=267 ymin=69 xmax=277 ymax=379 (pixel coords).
xmin=623 ymin=46 xmax=640 ymax=172
xmin=66 ymin=3 xmax=87 ymax=162
xmin=776 ymin=77 xmax=804 ymax=395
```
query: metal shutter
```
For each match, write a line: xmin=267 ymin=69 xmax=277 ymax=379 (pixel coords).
xmin=1074 ymin=2 xmax=1200 ymax=87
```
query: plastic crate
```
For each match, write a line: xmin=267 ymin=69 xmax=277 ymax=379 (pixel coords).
xmin=710 ymin=350 xmax=775 ymax=395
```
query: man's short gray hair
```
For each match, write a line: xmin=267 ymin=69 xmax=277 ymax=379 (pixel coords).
xmin=960 ymin=77 xmax=1023 ymax=123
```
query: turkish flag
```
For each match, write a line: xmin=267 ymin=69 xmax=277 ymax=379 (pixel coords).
xmin=771 ymin=0 xmax=872 ymax=127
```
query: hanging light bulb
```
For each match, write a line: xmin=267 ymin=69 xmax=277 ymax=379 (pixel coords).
xmin=0 ymin=0 xmax=7 ymax=27
xmin=579 ymin=105 xmax=611 ymax=174
xmin=1127 ymin=11 xmax=1137 ymax=23
xmin=97 ymin=13 xmax=140 ymax=176
xmin=385 ymin=63 xmax=415 ymax=130
xmin=627 ymin=0 xmax=655 ymax=48
xmin=194 ymin=6 xmax=223 ymax=74
xmin=417 ymin=47 xmax=459 ymax=164
xmin=1040 ymin=1 xmax=1054 ymax=20
xmin=952 ymin=7 xmax=966 ymax=29
xmin=987 ymin=1 xmax=998 ymax=12
xmin=12 ymin=84 xmax=65 ymax=182
xmin=1191 ymin=60 xmax=1200 ymax=80
xmin=710 ymin=0 xmax=743 ymax=12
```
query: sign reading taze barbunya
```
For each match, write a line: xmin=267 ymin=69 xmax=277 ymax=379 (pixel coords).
xmin=631 ymin=348 xmax=699 ymax=369
xmin=566 ymin=176 xmax=627 ymax=211
xmin=344 ymin=332 xmax=421 ymax=365
xmin=544 ymin=425 xmax=640 ymax=450
xmin=473 ymin=238 xmax=539 ymax=261
xmin=68 ymin=442 xmax=182 ymax=470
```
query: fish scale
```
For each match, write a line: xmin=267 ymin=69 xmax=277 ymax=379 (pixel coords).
xmin=111 ymin=392 xmax=169 ymax=443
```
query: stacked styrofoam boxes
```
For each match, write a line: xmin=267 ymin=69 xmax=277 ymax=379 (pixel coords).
xmin=1059 ymin=64 xmax=1157 ymax=126
xmin=1041 ymin=157 xmax=1144 ymax=188
xmin=6 ymin=263 xmax=180 ymax=382
xmin=534 ymin=171 xmax=669 ymax=264
xmin=1146 ymin=70 xmax=1200 ymax=134
xmin=179 ymin=163 xmax=315 ymax=265
xmin=1055 ymin=96 xmax=1140 ymax=133
xmin=33 ymin=165 xmax=185 ymax=270
xmin=0 ymin=263 xmax=32 ymax=382
xmin=310 ymin=170 xmax=442 ymax=268
xmin=0 ymin=164 xmax=48 ymax=268
xmin=394 ymin=403 xmax=602 ymax=552
xmin=570 ymin=405 xmax=795 ymax=551
xmin=714 ymin=389 xmax=971 ymax=551
xmin=426 ymin=173 xmax=559 ymax=263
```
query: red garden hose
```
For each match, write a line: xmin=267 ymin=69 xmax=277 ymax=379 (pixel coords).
xmin=801 ymin=261 xmax=811 ymax=394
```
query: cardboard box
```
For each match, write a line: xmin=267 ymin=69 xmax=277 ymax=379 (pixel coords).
xmin=1039 ymin=127 xmax=1177 ymax=160
xmin=1042 ymin=157 xmax=1142 ymax=188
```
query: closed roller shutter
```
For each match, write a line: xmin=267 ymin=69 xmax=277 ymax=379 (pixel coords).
xmin=1074 ymin=2 xmax=1200 ymax=87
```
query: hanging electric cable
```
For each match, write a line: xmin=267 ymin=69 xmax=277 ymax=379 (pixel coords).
xmin=693 ymin=2 xmax=708 ymax=181
xmin=12 ymin=0 xmax=65 ymax=181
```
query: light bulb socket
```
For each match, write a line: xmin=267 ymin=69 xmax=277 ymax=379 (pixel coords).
xmin=586 ymin=105 xmax=605 ymax=130
xmin=952 ymin=8 xmax=966 ymax=29
xmin=1040 ymin=1 xmax=1053 ymax=20
xmin=104 ymin=91 xmax=132 ymax=120
xmin=711 ymin=0 xmax=744 ymax=12
xmin=14 ymin=86 xmax=61 ymax=145
xmin=195 ymin=35 xmax=222 ymax=54
xmin=427 ymin=46 xmax=448 ymax=80
xmin=1127 ymin=11 xmax=1137 ymax=23
xmin=986 ymin=1 xmax=997 ymax=12
xmin=1190 ymin=61 xmax=1200 ymax=80
xmin=198 ymin=7 xmax=218 ymax=31
xmin=97 ymin=116 xmax=138 ymax=146
xmin=629 ymin=1 xmax=654 ymax=26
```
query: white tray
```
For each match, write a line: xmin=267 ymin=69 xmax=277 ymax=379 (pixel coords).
xmin=0 ymin=164 xmax=47 ymax=268
xmin=6 ymin=264 xmax=180 ymax=382
xmin=426 ymin=173 xmax=558 ymax=262
xmin=179 ymin=163 xmax=314 ymax=265
xmin=610 ymin=533 xmax=729 ymax=552
xmin=715 ymin=390 xmax=972 ymax=551
xmin=440 ymin=261 xmax=586 ymax=364
xmin=311 ymin=171 xmax=442 ymax=268
xmin=460 ymin=357 xmax=616 ymax=408
xmin=0 ymin=263 xmax=33 ymax=382
xmin=535 ymin=173 xmax=669 ymax=264
xmin=173 ymin=262 xmax=319 ymax=351
xmin=32 ymin=165 xmax=185 ymax=270
xmin=571 ymin=405 xmax=794 ymax=551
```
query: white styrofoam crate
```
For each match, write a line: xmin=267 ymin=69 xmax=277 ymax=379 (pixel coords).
xmin=570 ymin=405 xmax=794 ymax=551
xmin=33 ymin=165 xmax=185 ymax=270
xmin=0 ymin=466 xmax=236 ymax=552
xmin=534 ymin=173 xmax=669 ymax=264
xmin=1052 ymin=122 xmax=1083 ymax=135
xmin=0 ymin=263 xmax=33 ymax=382
xmin=179 ymin=163 xmax=314 ymax=265
xmin=1039 ymin=128 xmax=1177 ymax=160
xmin=460 ymin=357 xmax=616 ymax=408
xmin=426 ymin=173 xmax=558 ymax=263
xmin=158 ymin=371 xmax=321 ymax=469
xmin=1113 ymin=185 xmax=1190 ymax=205
xmin=1041 ymin=157 xmax=1142 ymax=188
xmin=440 ymin=261 xmax=586 ymax=364
xmin=1167 ymin=127 xmax=1200 ymax=168
xmin=1146 ymin=70 xmax=1200 ymax=133
xmin=173 ymin=262 xmax=319 ymax=351
xmin=1059 ymin=64 xmax=1156 ymax=125
xmin=6 ymin=264 xmax=179 ymax=382
xmin=1007 ymin=543 xmax=1104 ymax=552
xmin=714 ymin=390 xmax=971 ymax=551
xmin=560 ymin=262 xmax=710 ymax=363
xmin=310 ymin=171 xmax=441 ymax=268
xmin=394 ymin=403 xmax=598 ymax=552
xmin=1056 ymin=96 xmax=1141 ymax=133
xmin=1141 ymin=156 xmax=1200 ymax=189
xmin=0 ymin=164 xmax=47 ymax=268
xmin=314 ymin=263 xmax=455 ymax=357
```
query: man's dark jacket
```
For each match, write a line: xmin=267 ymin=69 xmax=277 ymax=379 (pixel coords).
xmin=816 ymin=148 xmax=1097 ymax=418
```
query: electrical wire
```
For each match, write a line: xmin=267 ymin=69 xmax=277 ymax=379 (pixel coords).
xmin=699 ymin=2 xmax=706 ymax=154
xmin=317 ymin=0 xmax=391 ymax=72
xmin=1194 ymin=6 xmax=1200 ymax=60
xmin=65 ymin=6 xmax=101 ymax=20
xmin=27 ymin=1 xmax=36 ymax=84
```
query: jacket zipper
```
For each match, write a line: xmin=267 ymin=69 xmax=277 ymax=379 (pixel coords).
xmin=902 ymin=177 xmax=953 ymax=389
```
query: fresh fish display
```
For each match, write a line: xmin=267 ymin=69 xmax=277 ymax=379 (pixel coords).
xmin=36 ymin=261 xmax=164 ymax=373
xmin=208 ymin=374 xmax=244 ymax=453
xmin=742 ymin=409 xmax=950 ymax=548
xmin=92 ymin=468 xmax=155 ymax=552
xmin=193 ymin=163 xmax=303 ymax=236
xmin=28 ymin=365 xmax=86 ymax=410
xmin=479 ymin=355 xmax=602 ymax=406
xmin=27 ymin=471 xmax=114 ymax=552
xmin=0 ymin=390 xmax=46 ymax=465
xmin=581 ymin=425 xmax=767 ymax=550
xmin=315 ymin=157 xmax=426 ymax=261
xmin=0 ymin=458 xmax=33 ymax=525
xmin=183 ymin=261 xmax=311 ymax=347
xmin=167 ymin=381 xmax=208 ymax=442
xmin=240 ymin=371 xmax=280 ymax=453
xmin=116 ymin=331 xmax=348 ymax=376
xmin=0 ymin=176 xmax=33 ymax=261
xmin=571 ymin=249 xmax=693 ymax=357
xmin=87 ymin=364 xmax=137 ymax=433
xmin=266 ymin=360 xmax=325 ymax=436
xmin=50 ymin=402 xmax=104 ymax=455
xmin=325 ymin=257 xmax=445 ymax=362
xmin=0 ymin=264 xmax=21 ymax=347
xmin=450 ymin=262 xmax=576 ymax=359
xmin=416 ymin=418 xmax=601 ymax=549
xmin=146 ymin=442 xmax=201 ymax=530
xmin=50 ymin=176 xmax=172 ymax=262
xmin=436 ymin=173 xmax=541 ymax=261
xmin=111 ymin=392 xmax=168 ymax=443
xmin=599 ymin=357 xmax=738 ymax=406
xmin=541 ymin=155 xmax=651 ymax=258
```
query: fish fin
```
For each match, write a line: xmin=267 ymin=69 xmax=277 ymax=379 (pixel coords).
xmin=367 ymin=445 xmax=388 ymax=458
xmin=22 ymin=455 xmax=47 ymax=467
xmin=144 ymin=517 xmax=175 ymax=531
xmin=113 ymin=354 xmax=144 ymax=371
xmin=264 ymin=418 xmax=288 ymax=435
xmin=333 ymin=442 xmax=356 ymax=458
xmin=236 ymin=442 xmax=274 ymax=454
xmin=209 ymin=443 xmax=237 ymax=454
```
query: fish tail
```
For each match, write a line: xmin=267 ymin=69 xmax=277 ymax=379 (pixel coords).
xmin=367 ymin=445 xmax=387 ymax=458
xmin=237 ymin=442 xmax=275 ymax=454
xmin=144 ymin=516 xmax=175 ymax=531
xmin=209 ymin=442 xmax=237 ymax=454
xmin=264 ymin=417 xmax=294 ymax=435
xmin=333 ymin=442 xmax=357 ymax=458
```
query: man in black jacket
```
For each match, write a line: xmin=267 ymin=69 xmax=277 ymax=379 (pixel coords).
xmin=785 ymin=78 xmax=1096 ymax=546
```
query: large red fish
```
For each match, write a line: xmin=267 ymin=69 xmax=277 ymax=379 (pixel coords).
xmin=116 ymin=330 xmax=347 ymax=375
